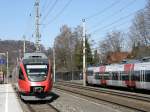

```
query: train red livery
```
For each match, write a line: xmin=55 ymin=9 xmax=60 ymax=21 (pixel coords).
xmin=17 ymin=52 xmax=53 ymax=101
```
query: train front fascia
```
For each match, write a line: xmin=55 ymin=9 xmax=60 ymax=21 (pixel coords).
xmin=18 ymin=53 xmax=53 ymax=95
xmin=18 ymin=62 xmax=52 ymax=95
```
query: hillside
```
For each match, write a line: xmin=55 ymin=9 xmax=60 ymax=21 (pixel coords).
xmin=0 ymin=40 xmax=37 ymax=72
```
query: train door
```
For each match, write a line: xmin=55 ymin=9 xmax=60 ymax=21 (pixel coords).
xmin=87 ymin=69 xmax=94 ymax=84
xmin=118 ymin=71 xmax=122 ymax=87
xmin=111 ymin=72 xmax=119 ymax=86
xmin=140 ymin=69 xmax=146 ymax=89
xmin=99 ymin=66 xmax=106 ymax=85
xmin=105 ymin=66 xmax=112 ymax=86
xmin=124 ymin=64 xmax=135 ymax=88
xmin=145 ymin=70 xmax=150 ymax=90
xmin=110 ymin=65 xmax=121 ymax=87
xmin=108 ymin=71 xmax=112 ymax=86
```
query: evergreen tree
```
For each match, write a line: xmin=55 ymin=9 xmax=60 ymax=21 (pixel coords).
xmin=74 ymin=40 xmax=83 ymax=70
xmin=93 ymin=50 xmax=99 ymax=65
xmin=85 ymin=38 xmax=93 ymax=66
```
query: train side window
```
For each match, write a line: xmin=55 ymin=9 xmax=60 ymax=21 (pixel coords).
xmin=104 ymin=72 xmax=110 ymax=80
xmin=95 ymin=72 xmax=100 ymax=79
xmin=134 ymin=71 xmax=140 ymax=81
xmin=131 ymin=71 xmax=136 ymax=81
xmin=122 ymin=75 xmax=129 ymax=81
xmin=87 ymin=71 xmax=93 ymax=76
xmin=112 ymin=72 xmax=118 ymax=80
xmin=19 ymin=68 xmax=25 ymax=80
xmin=145 ymin=70 xmax=150 ymax=82
xmin=109 ymin=72 xmax=112 ymax=80
xmin=121 ymin=71 xmax=129 ymax=81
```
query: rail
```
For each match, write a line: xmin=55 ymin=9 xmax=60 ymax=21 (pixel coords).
xmin=54 ymin=81 xmax=150 ymax=112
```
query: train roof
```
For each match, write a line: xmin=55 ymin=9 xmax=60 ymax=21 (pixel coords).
xmin=23 ymin=52 xmax=48 ymax=60
xmin=141 ymin=57 xmax=150 ymax=62
xmin=22 ymin=52 xmax=48 ymax=64
xmin=120 ymin=59 xmax=141 ymax=64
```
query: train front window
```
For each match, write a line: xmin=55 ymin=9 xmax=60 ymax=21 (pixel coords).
xmin=26 ymin=65 xmax=48 ymax=76
xmin=25 ymin=64 xmax=49 ymax=82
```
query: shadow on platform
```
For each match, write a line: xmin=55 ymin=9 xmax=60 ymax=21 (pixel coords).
xmin=22 ymin=92 xmax=59 ymax=104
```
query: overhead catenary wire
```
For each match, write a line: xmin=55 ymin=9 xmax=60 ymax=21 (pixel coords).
xmin=23 ymin=1 xmax=35 ymax=42
xmin=41 ymin=0 xmax=48 ymax=12
xmin=43 ymin=0 xmax=73 ymax=28
xmin=41 ymin=0 xmax=53 ymax=15
xmin=85 ymin=0 xmax=121 ymax=20
xmin=90 ymin=0 xmax=137 ymax=30
xmin=95 ymin=19 xmax=132 ymax=37
xmin=90 ymin=9 xmax=141 ymax=35
xmin=41 ymin=0 xmax=58 ymax=22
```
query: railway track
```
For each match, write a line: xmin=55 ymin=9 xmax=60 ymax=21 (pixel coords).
xmin=12 ymin=84 xmax=59 ymax=112
xmin=54 ymin=81 xmax=150 ymax=112
xmin=25 ymin=102 xmax=59 ymax=112
xmin=56 ymin=81 xmax=150 ymax=102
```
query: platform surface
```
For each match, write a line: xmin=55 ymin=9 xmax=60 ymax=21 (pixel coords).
xmin=0 ymin=84 xmax=23 ymax=112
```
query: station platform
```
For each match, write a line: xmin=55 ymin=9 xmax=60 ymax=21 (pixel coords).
xmin=0 ymin=84 xmax=23 ymax=112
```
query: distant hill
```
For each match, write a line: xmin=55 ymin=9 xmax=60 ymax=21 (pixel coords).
xmin=0 ymin=40 xmax=37 ymax=72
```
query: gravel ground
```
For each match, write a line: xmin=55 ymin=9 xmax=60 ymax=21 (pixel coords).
xmin=50 ymin=88 xmax=138 ymax=112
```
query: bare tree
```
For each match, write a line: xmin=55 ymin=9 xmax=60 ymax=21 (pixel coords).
xmin=129 ymin=0 xmax=150 ymax=47
xmin=55 ymin=25 xmax=79 ymax=72
xmin=129 ymin=10 xmax=149 ymax=46
xmin=98 ymin=31 xmax=125 ymax=63
xmin=128 ymin=0 xmax=150 ymax=58
xmin=99 ymin=31 xmax=124 ymax=54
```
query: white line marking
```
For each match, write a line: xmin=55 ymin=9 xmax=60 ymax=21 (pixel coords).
xmin=5 ymin=84 xmax=8 ymax=112
xmin=55 ymin=89 xmax=121 ymax=112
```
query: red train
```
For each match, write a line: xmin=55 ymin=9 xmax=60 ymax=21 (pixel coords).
xmin=17 ymin=52 xmax=53 ymax=101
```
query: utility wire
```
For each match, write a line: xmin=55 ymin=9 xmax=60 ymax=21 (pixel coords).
xmin=95 ymin=19 xmax=131 ymax=37
xmin=90 ymin=0 xmax=137 ymax=30
xmin=43 ymin=0 xmax=72 ymax=28
xmin=91 ymin=9 xmax=141 ymax=35
xmin=41 ymin=0 xmax=48 ymax=12
xmin=85 ymin=0 xmax=121 ymax=20
xmin=42 ymin=0 xmax=58 ymax=22
xmin=23 ymin=1 xmax=35 ymax=39
xmin=41 ymin=0 xmax=53 ymax=14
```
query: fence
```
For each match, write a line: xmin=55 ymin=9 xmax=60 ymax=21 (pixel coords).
xmin=55 ymin=71 xmax=82 ymax=81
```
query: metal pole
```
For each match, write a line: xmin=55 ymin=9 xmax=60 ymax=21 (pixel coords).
xmin=82 ymin=19 xmax=86 ymax=86
xmin=6 ymin=51 xmax=8 ymax=84
xmin=35 ymin=0 xmax=41 ymax=52
xmin=53 ymin=42 xmax=56 ymax=83
xmin=23 ymin=35 xmax=26 ymax=56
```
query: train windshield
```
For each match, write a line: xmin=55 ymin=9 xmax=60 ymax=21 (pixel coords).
xmin=25 ymin=64 xmax=48 ymax=81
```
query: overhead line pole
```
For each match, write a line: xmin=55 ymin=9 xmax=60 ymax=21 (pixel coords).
xmin=53 ymin=40 xmax=56 ymax=83
xmin=35 ymin=0 xmax=41 ymax=52
xmin=6 ymin=51 xmax=8 ymax=84
xmin=82 ymin=19 xmax=86 ymax=86
xmin=23 ymin=35 xmax=26 ymax=56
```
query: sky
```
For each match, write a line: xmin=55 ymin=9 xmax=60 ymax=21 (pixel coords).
xmin=0 ymin=0 xmax=147 ymax=49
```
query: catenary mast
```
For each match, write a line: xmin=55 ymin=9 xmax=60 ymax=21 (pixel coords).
xmin=35 ymin=0 xmax=41 ymax=52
